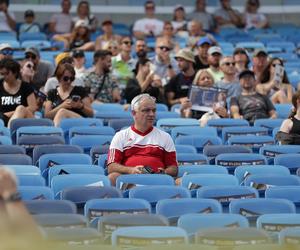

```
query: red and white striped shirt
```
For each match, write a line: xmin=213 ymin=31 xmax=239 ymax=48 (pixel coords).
xmin=107 ymin=125 xmax=178 ymax=172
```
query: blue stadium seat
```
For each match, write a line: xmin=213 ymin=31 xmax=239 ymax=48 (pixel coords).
xmin=94 ymin=112 xmax=131 ymax=125
xmin=177 ymin=153 xmax=208 ymax=165
xmin=274 ymin=154 xmax=300 ymax=174
xmin=0 ymin=145 xmax=25 ymax=154
xmin=155 ymin=111 xmax=180 ymax=120
xmin=91 ymin=103 xmax=124 ymax=113
xmin=156 ymin=118 xmax=199 ymax=133
xmin=19 ymin=32 xmax=47 ymax=42
xmin=51 ymin=174 xmax=111 ymax=199
xmin=21 ymin=40 xmax=52 ymax=50
xmin=279 ymin=227 xmax=300 ymax=245
xmin=177 ymin=165 xmax=228 ymax=178
xmin=90 ymin=145 xmax=109 ymax=165
xmin=260 ymin=145 xmax=300 ymax=164
xmin=0 ymin=127 xmax=11 ymax=137
xmin=207 ymin=118 xmax=249 ymax=136
xmin=111 ymin=226 xmax=188 ymax=246
xmin=17 ymin=175 xmax=45 ymax=186
xmin=0 ymin=154 xmax=32 ymax=165
xmin=175 ymin=145 xmax=197 ymax=154
xmin=6 ymin=165 xmax=41 ymax=176
xmin=25 ymin=200 xmax=77 ymax=214
xmin=254 ymin=119 xmax=285 ymax=134
xmin=171 ymin=126 xmax=217 ymax=140
xmin=0 ymin=136 xmax=12 ymax=145
xmin=34 ymin=213 xmax=87 ymax=228
xmin=107 ymin=118 xmax=133 ymax=132
xmin=274 ymin=103 xmax=293 ymax=119
xmin=235 ymin=42 xmax=265 ymax=51
xmin=68 ymin=126 xmax=115 ymax=139
xmin=19 ymin=186 xmax=54 ymax=200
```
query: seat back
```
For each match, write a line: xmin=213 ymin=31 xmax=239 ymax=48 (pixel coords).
xmin=177 ymin=165 xmax=228 ymax=177
xmin=19 ymin=186 xmax=54 ymax=200
xmin=0 ymin=154 xmax=32 ymax=165
xmin=274 ymin=153 xmax=300 ymax=174
xmin=25 ymin=200 xmax=77 ymax=214
xmin=177 ymin=153 xmax=208 ymax=165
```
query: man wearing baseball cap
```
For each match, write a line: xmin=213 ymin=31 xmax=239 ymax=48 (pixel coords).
xmin=0 ymin=43 xmax=13 ymax=60
xmin=230 ymin=69 xmax=276 ymax=125
xmin=207 ymin=46 xmax=224 ymax=82
xmin=194 ymin=36 xmax=211 ymax=71
xmin=252 ymin=48 xmax=268 ymax=80
xmin=164 ymin=48 xmax=196 ymax=107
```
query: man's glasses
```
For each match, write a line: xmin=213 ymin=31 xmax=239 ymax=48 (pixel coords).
xmin=159 ymin=46 xmax=171 ymax=52
xmin=25 ymin=54 xmax=37 ymax=60
xmin=223 ymin=62 xmax=236 ymax=66
xmin=62 ymin=76 xmax=75 ymax=82
xmin=123 ymin=41 xmax=133 ymax=45
xmin=0 ymin=49 xmax=13 ymax=56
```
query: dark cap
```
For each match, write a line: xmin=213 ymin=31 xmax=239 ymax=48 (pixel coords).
xmin=25 ymin=47 xmax=39 ymax=57
xmin=233 ymin=47 xmax=248 ymax=55
xmin=253 ymin=48 xmax=268 ymax=57
xmin=24 ymin=9 xmax=34 ymax=17
xmin=239 ymin=69 xmax=255 ymax=80
xmin=72 ymin=50 xmax=85 ymax=58
xmin=102 ymin=19 xmax=113 ymax=26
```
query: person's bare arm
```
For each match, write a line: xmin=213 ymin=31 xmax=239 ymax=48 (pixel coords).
xmin=108 ymin=163 xmax=143 ymax=174
xmin=78 ymin=96 xmax=94 ymax=117
xmin=227 ymin=9 xmax=244 ymax=27
xmin=26 ymin=92 xmax=38 ymax=114
xmin=280 ymin=119 xmax=293 ymax=133
xmin=133 ymin=31 xmax=145 ymax=39
xmin=44 ymin=99 xmax=72 ymax=119
xmin=164 ymin=166 xmax=178 ymax=177
xmin=269 ymin=109 xmax=277 ymax=119
xmin=3 ymin=4 xmax=16 ymax=31
xmin=230 ymin=105 xmax=241 ymax=119
xmin=256 ymin=82 xmax=276 ymax=96
xmin=166 ymin=92 xmax=180 ymax=106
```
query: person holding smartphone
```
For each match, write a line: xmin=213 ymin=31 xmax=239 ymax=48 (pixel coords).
xmin=257 ymin=57 xmax=293 ymax=104
xmin=44 ymin=63 xmax=93 ymax=126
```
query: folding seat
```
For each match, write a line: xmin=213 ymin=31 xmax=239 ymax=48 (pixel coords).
xmin=90 ymin=145 xmax=109 ymax=165
xmin=18 ymin=175 xmax=45 ymax=186
xmin=111 ymin=226 xmax=188 ymax=246
xmin=234 ymin=165 xmax=291 ymax=184
xmin=0 ymin=154 xmax=32 ymax=165
xmin=69 ymin=135 xmax=114 ymax=154
xmin=51 ymin=174 xmax=111 ymax=199
xmin=221 ymin=126 xmax=269 ymax=144
xmin=259 ymin=145 xmax=300 ymax=164
xmin=170 ymin=103 xmax=181 ymax=113
xmin=203 ymin=145 xmax=251 ymax=164
xmin=91 ymin=103 xmax=124 ymax=113
xmin=279 ymin=227 xmax=300 ymax=245
xmin=181 ymin=174 xmax=238 ymax=197
xmin=196 ymin=186 xmax=259 ymax=212
xmin=68 ymin=126 xmax=115 ymax=140
xmin=19 ymin=186 xmax=54 ymax=200
xmin=171 ymin=126 xmax=218 ymax=140
xmin=98 ymin=154 xmax=108 ymax=169
xmin=196 ymin=228 xmax=270 ymax=246
xmin=175 ymin=145 xmax=197 ymax=154
xmin=0 ymin=127 xmax=10 ymax=137
xmin=98 ymin=214 xmax=169 ymax=243
xmin=274 ymin=103 xmax=293 ymax=119
xmin=156 ymin=111 xmax=180 ymax=120
xmin=129 ymin=186 xmax=190 ymax=212
xmin=19 ymin=32 xmax=47 ymax=42
xmin=253 ymin=118 xmax=284 ymax=135
xmin=227 ymin=135 xmax=274 ymax=153
xmin=42 ymin=227 xmax=101 ymax=245
xmin=21 ymin=40 xmax=52 ymax=50
xmin=265 ymin=186 xmax=300 ymax=212
xmin=235 ymin=42 xmax=265 ymax=51
xmin=84 ymin=198 xmax=151 ymax=227
xmin=229 ymin=198 xmax=296 ymax=225
xmin=177 ymin=165 xmax=228 ymax=178
xmin=10 ymin=118 xmax=54 ymax=144
xmin=34 ymin=214 xmax=87 ymax=228
xmin=94 ymin=111 xmax=132 ymax=125
xmin=156 ymin=198 xmax=222 ymax=225
xmin=177 ymin=153 xmax=208 ymax=165
xmin=266 ymin=41 xmax=296 ymax=53
xmin=39 ymin=153 xmax=92 ymax=181
xmin=243 ymin=174 xmax=300 ymax=197
xmin=156 ymin=118 xmax=199 ymax=133
xmin=32 ymin=144 xmax=82 ymax=166
xmin=0 ymin=136 xmax=12 ymax=145
xmin=175 ymin=135 xmax=222 ymax=153
xmin=48 ymin=164 xmax=104 ymax=185
xmin=207 ymin=118 xmax=249 ymax=136
xmin=107 ymin=118 xmax=133 ymax=132
xmin=25 ymin=200 xmax=77 ymax=214
xmin=274 ymin=153 xmax=300 ymax=174
xmin=178 ymin=214 xmax=249 ymax=239
xmin=0 ymin=145 xmax=25 ymax=154
xmin=156 ymin=103 xmax=168 ymax=112
xmin=215 ymin=153 xmax=267 ymax=174
xmin=7 ymin=165 xmax=41 ymax=175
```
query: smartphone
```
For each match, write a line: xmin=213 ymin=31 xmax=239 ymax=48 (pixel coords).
xmin=71 ymin=95 xmax=81 ymax=102
xmin=274 ymin=64 xmax=284 ymax=85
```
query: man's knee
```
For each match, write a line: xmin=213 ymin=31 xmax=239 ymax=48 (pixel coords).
xmin=108 ymin=172 xmax=121 ymax=186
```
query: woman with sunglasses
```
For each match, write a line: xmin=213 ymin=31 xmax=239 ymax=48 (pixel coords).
xmin=0 ymin=58 xmax=37 ymax=128
xmin=44 ymin=63 xmax=93 ymax=126
xmin=257 ymin=57 xmax=293 ymax=104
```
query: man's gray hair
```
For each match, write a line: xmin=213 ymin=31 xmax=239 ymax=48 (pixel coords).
xmin=131 ymin=94 xmax=156 ymax=111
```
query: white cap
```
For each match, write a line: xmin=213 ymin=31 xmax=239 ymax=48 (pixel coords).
xmin=0 ymin=43 xmax=12 ymax=51
xmin=208 ymin=46 xmax=223 ymax=55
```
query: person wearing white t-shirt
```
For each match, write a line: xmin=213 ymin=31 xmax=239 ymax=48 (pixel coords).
xmin=49 ymin=0 xmax=72 ymax=34
xmin=133 ymin=1 xmax=163 ymax=39
xmin=0 ymin=0 xmax=15 ymax=32
xmin=244 ymin=0 xmax=268 ymax=30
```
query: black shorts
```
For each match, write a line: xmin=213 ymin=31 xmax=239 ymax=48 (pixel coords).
xmin=0 ymin=113 xmax=10 ymax=127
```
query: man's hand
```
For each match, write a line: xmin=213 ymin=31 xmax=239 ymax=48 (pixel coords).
xmin=128 ymin=165 xmax=144 ymax=174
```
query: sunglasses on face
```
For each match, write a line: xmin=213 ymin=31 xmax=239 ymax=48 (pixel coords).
xmin=108 ymin=46 xmax=118 ymax=50
xmin=25 ymin=54 xmax=37 ymax=60
xmin=159 ymin=46 xmax=171 ymax=52
xmin=123 ymin=41 xmax=133 ymax=45
xmin=62 ymin=76 xmax=75 ymax=82
xmin=224 ymin=62 xmax=235 ymax=66
xmin=0 ymin=49 xmax=13 ymax=56
xmin=272 ymin=63 xmax=283 ymax=67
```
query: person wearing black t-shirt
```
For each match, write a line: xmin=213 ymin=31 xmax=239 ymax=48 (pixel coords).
xmin=44 ymin=63 xmax=93 ymax=126
xmin=0 ymin=58 xmax=37 ymax=127
xmin=164 ymin=48 xmax=196 ymax=107
xmin=193 ymin=36 xmax=211 ymax=71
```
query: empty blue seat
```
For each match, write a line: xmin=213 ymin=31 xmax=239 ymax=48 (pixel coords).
xmin=92 ymin=103 xmax=124 ymax=113
xmin=156 ymin=111 xmax=180 ymax=120
xmin=68 ymin=126 xmax=115 ymax=139
xmin=177 ymin=165 xmax=228 ymax=177
xmin=274 ymin=153 xmax=300 ymax=174
xmin=177 ymin=153 xmax=208 ymax=165
xmin=274 ymin=103 xmax=293 ymax=118
xmin=259 ymin=145 xmax=300 ymax=164
xmin=175 ymin=145 xmax=197 ymax=154
xmin=171 ymin=126 xmax=217 ymax=140
xmin=6 ymin=165 xmax=41 ymax=175
xmin=19 ymin=186 xmax=54 ymax=200
xmin=107 ymin=118 xmax=133 ymax=132
xmin=207 ymin=118 xmax=249 ymax=136
xmin=34 ymin=213 xmax=87 ymax=228
xmin=279 ymin=227 xmax=300 ymax=245
xmin=254 ymin=119 xmax=284 ymax=134
xmin=94 ymin=112 xmax=131 ymax=125
xmin=156 ymin=118 xmax=199 ymax=133
xmin=70 ymin=135 xmax=113 ymax=154
xmin=90 ymin=145 xmax=109 ymax=164
xmin=228 ymin=135 xmax=274 ymax=153
xmin=0 ymin=154 xmax=32 ymax=165
xmin=25 ymin=200 xmax=77 ymax=214
xmin=17 ymin=175 xmax=45 ymax=186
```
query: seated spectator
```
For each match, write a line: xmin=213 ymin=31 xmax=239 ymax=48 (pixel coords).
xmin=72 ymin=0 xmax=98 ymax=33
xmin=151 ymin=37 xmax=179 ymax=86
xmin=81 ymin=50 xmax=121 ymax=103
xmin=257 ymin=57 xmax=292 ymax=104
xmin=133 ymin=0 xmax=163 ymax=39
xmin=187 ymin=19 xmax=216 ymax=50
xmin=103 ymin=40 xmax=119 ymax=57
xmin=49 ymin=0 xmax=72 ymax=35
xmin=171 ymin=5 xmax=188 ymax=36
xmin=0 ymin=43 xmax=13 ymax=61
xmin=230 ymin=70 xmax=277 ymax=125
xmin=194 ymin=37 xmax=212 ymax=71
xmin=44 ymin=63 xmax=93 ymax=126
xmin=207 ymin=46 xmax=224 ymax=82
xmin=112 ymin=36 xmax=136 ymax=89
xmin=188 ymin=0 xmax=216 ymax=32
xmin=53 ymin=19 xmax=94 ymax=51
xmin=252 ymin=48 xmax=268 ymax=80
xmin=0 ymin=0 xmax=16 ymax=32
xmin=107 ymin=93 xmax=178 ymax=185
xmin=160 ymin=21 xmax=180 ymax=53
xmin=0 ymin=58 xmax=37 ymax=127
xmin=95 ymin=19 xmax=121 ymax=51
xmin=244 ymin=0 xmax=268 ymax=30
xmin=215 ymin=56 xmax=241 ymax=100
xmin=233 ymin=47 xmax=250 ymax=74
xmin=44 ymin=55 xmax=84 ymax=94
xmin=19 ymin=10 xmax=40 ymax=34
xmin=134 ymin=39 xmax=148 ymax=60
xmin=124 ymin=58 xmax=164 ymax=104
xmin=165 ymin=48 xmax=196 ymax=107
xmin=278 ymin=91 xmax=300 ymax=144
xmin=214 ymin=0 xmax=244 ymax=29
xmin=22 ymin=47 xmax=54 ymax=91
xmin=71 ymin=50 xmax=86 ymax=78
